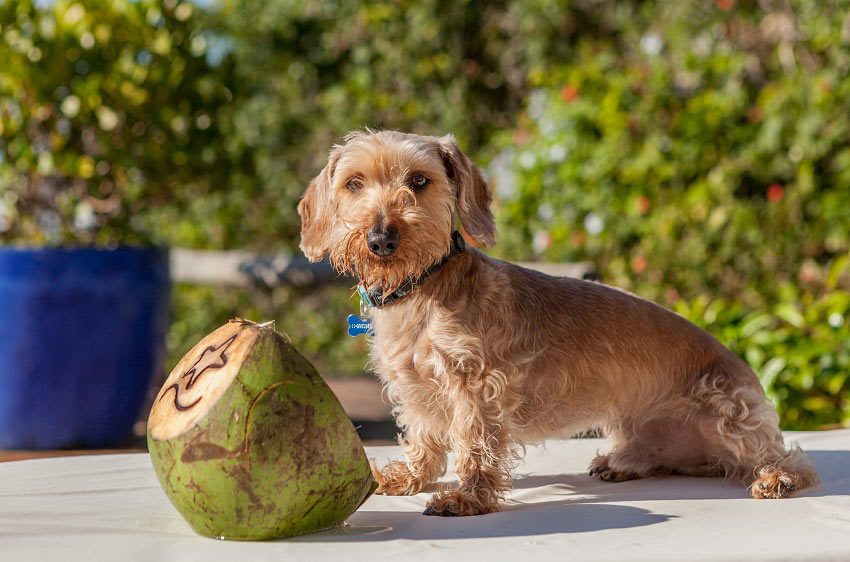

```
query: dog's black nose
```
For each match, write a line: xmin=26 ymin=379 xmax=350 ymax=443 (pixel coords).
xmin=367 ymin=226 xmax=400 ymax=256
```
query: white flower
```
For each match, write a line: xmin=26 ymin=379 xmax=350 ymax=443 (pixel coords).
xmin=495 ymin=175 xmax=515 ymax=199
xmin=60 ymin=95 xmax=81 ymax=118
xmin=0 ymin=200 xmax=8 ymax=232
xmin=539 ymin=120 xmax=556 ymax=138
xmin=175 ymin=3 xmax=194 ymax=21
xmin=489 ymin=149 xmax=517 ymax=199
xmin=640 ymin=33 xmax=663 ymax=56
xmin=80 ymin=32 xmax=94 ymax=49
xmin=37 ymin=153 xmax=53 ymax=174
xmin=828 ymin=312 xmax=845 ymax=329
xmin=532 ymin=230 xmax=552 ymax=253
xmin=171 ymin=116 xmax=188 ymax=134
xmin=74 ymin=202 xmax=96 ymax=231
xmin=63 ymin=3 xmax=85 ymax=26
xmin=693 ymin=33 xmax=712 ymax=57
xmin=195 ymin=114 xmax=212 ymax=130
xmin=190 ymin=34 xmax=207 ymax=56
xmin=584 ymin=212 xmax=604 ymax=235
xmin=538 ymin=202 xmax=554 ymax=221
xmin=519 ymin=151 xmax=536 ymax=169
xmin=549 ymin=144 xmax=567 ymax=162
xmin=96 ymin=106 xmax=119 ymax=131
xmin=527 ymin=89 xmax=547 ymax=121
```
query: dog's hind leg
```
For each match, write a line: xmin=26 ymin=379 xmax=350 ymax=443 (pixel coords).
xmin=691 ymin=358 xmax=819 ymax=498
xmin=588 ymin=451 xmax=646 ymax=482
xmin=589 ymin=418 xmax=714 ymax=482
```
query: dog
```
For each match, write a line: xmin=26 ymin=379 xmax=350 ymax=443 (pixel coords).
xmin=297 ymin=129 xmax=819 ymax=516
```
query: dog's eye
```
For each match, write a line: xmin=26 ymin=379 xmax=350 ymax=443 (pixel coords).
xmin=409 ymin=174 xmax=429 ymax=190
xmin=346 ymin=177 xmax=363 ymax=192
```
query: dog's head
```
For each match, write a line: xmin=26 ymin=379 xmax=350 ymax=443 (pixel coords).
xmin=298 ymin=130 xmax=495 ymax=291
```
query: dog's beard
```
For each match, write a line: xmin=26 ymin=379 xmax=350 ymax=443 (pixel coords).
xmin=329 ymin=215 xmax=452 ymax=294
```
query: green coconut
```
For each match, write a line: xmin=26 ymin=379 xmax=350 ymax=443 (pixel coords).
xmin=147 ymin=319 xmax=376 ymax=540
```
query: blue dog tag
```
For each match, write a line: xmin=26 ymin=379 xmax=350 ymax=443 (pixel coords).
xmin=347 ymin=314 xmax=374 ymax=336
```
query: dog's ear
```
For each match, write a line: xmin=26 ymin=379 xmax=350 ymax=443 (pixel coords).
xmin=298 ymin=150 xmax=340 ymax=262
xmin=438 ymin=135 xmax=496 ymax=247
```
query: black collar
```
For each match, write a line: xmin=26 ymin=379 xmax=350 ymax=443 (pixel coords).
xmin=357 ymin=230 xmax=466 ymax=308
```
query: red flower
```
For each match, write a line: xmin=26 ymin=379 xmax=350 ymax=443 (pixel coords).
xmin=560 ymin=84 xmax=579 ymax=102
xmin=512 ymin=128 xmax=529 ymax=145
xmin=570 ymin=231 xmax=586 ymax=248
xmin=767 ymin=184 xmax=784 ymax=202
xmin=636 ymin=195 xmax=651 ymax=214
xmin=631 ymin=255 xmax=648 ymax=274
xmin=747 ymin=105 xmax=763 ymax=123
xmin=799 ymin=263 xmax=818 ymax=284
xmin=716 ymin=0 xmax=734 ymax=11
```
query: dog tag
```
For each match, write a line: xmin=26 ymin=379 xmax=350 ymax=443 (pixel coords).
xmin=347 ymin=314 xmax=374 ymax=337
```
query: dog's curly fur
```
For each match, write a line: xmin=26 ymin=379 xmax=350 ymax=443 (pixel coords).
xmin=298 ymin=130 xmax=819 ymax=516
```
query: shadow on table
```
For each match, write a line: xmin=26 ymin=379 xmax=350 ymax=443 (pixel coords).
xmin=298 ymin=448 xmax=850 ymax=541
xmin=509 ymin=448 xmax=850 ymax=500
xmin=290 ymin=501 xmax=674 ymax=542
xmin=509 ymin=472 xmax=747 ymax=501
xmin=806 ymin=450 xmax=850 ymax=497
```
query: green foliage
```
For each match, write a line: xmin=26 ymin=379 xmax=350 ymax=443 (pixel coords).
xmin=492 ymin=0 xmax=850 ymax=428
xmin=212 ymin=0 xmax=622 ymax=249
xmin=673 ymin=278 xmax=850 ymax=429
xmin=168 ymin=283 xmax=370 ymax=381
xmin=2 ymin=0 xmax=849 ymax=427
xmin=0 ymin=0 xmax=241 ymax=246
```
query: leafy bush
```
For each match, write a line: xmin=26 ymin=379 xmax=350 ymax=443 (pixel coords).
xmin=0 ymin=0 xmax=240 ymax=246
xmin=491 ymin=0 xmax=850 ymax=428
xmin=210 ymin=0 xmax=631 ymax=248
xmin=673 ymin=280 xmax=850 ymax=429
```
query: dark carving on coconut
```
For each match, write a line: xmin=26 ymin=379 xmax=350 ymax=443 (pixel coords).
xmin=159 ymin=334 xmax=239 ymax=411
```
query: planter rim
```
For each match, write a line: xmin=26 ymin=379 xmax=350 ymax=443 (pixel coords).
xmin=0 ymin=246 xmax=170 ymax=279
xmin=0 ymin=245 xmax=169 ymax=255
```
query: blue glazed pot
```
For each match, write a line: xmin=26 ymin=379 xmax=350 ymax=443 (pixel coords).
xmin=0 ymin=247 xmax=170 ymax=449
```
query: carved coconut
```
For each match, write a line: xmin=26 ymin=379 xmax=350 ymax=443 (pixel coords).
xmin=147 ymin=319 xmax=376 ymax=540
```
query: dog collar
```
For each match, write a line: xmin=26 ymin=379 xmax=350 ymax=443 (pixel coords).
xmin=357 ymin=230 xmax=466 ymax=309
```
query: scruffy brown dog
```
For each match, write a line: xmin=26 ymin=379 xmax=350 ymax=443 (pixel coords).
xmin=298 ymin=130 xmax=818 ymax=516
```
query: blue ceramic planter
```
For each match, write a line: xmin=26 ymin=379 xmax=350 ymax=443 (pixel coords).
xmin=0 ymin=247 xmax=170 ymax=449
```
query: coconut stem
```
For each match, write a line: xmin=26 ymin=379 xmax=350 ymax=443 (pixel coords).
xmin=229 ymin=318 xmax=275 ymax=329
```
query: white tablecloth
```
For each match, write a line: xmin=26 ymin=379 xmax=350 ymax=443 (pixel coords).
xmin=2 ymin=431 xmax=849 ymax=561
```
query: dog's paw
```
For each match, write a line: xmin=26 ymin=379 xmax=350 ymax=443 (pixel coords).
xmin=372 ymin=460 xmax=424 ymax=496
xmin=588 ymin=454 xmax=639 ymax=482
xmin=423 ymin=490 xmax=498 ymax=517
xmin=751 ymin=468 xmax=799 ymax=499
xmin=588 ymin=454 xmax=610 ymax=476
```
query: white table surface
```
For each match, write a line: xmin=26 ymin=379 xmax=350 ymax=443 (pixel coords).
xmin=2 ymin=430 xmax=849 ymax=562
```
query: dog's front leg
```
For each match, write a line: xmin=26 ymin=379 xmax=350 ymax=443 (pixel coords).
xmin=424 ymin=382 xmax=512 ymax=516
xmin=373 ymin=414 xmax=449 ymax=496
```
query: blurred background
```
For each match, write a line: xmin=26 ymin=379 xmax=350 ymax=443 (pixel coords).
xmin=1 ymin=0 xmax=849 ymax=453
